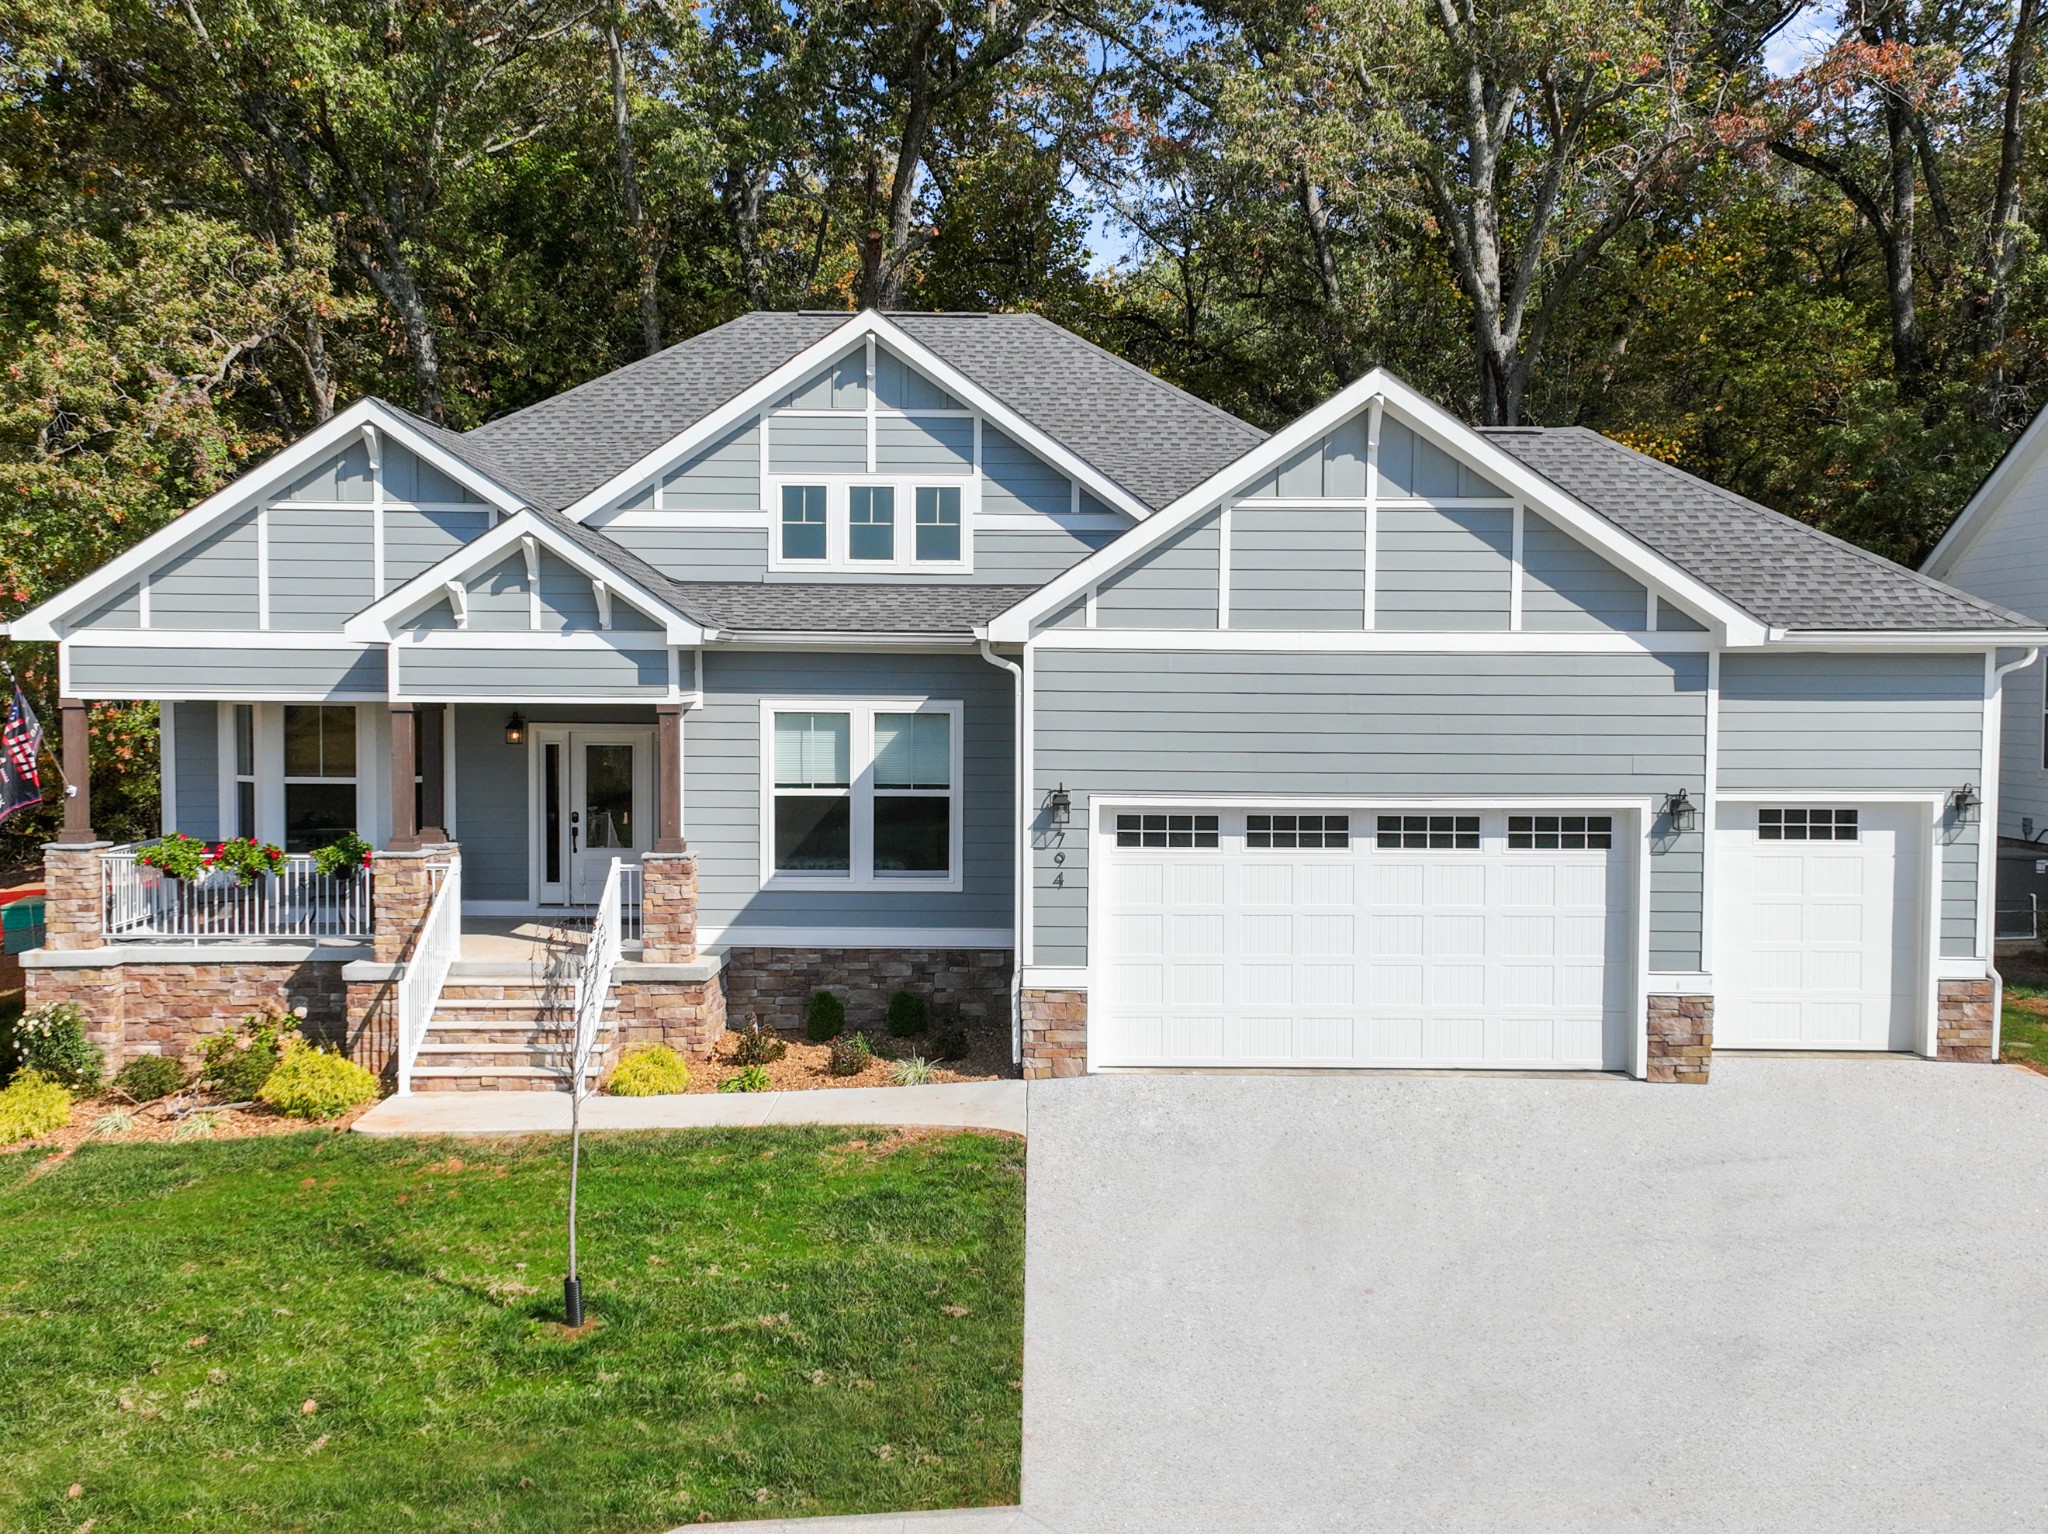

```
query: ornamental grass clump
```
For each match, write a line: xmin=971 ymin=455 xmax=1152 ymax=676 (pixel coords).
xmin=890 ymin=1056 xmax=937 ymax=1086
xmin=608 ymin=1045 xmax=691 ymax=1096
xmin=259 ymin=1045 xmax=380 ymax=1120
xmin=886 ymin=990 xmax=928 ymax=1038
xmin=8 ymin=1001 xmax=103 ymax=1092
xmin=0 ymin=1070 xmax=73 ymax=1144
xmin=804 ymin=990 xmax=846 ymax=1042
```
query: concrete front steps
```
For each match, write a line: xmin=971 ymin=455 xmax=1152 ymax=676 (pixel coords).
xmin=410 ymin=963 xmax=616 ymax=1093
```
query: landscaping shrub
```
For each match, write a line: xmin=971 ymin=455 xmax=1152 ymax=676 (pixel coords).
xmin=929 ymin=1025 xmax=970 ymax=1063
xmin=609 ymin=1045 xmax=692 ymax=1096
xmin=891 ymin=1056 xmax=937 ymax=1086
xmin=725 ymin=1015 xmax=787 ymax=1066
xmin=112 ymin=1054 xmax=186 ymax=1102
xmin=8 ymin=1001 xmax=103 ymax=1092
xmin=804 ymin=990 xmax=846 ymax=1042
xmin=719 ymin=1065 xmax=772 ymax=1093
xmin=0 ymin=1070 xmax=73 ymax=1144
xmin=886 ymin=990 xmax=929 ymax=1038
xmin=827 ymin=1031 xmax=873 ymax=1077
xmin=259 ymin=1046 xmax=380 ymax=1120
xmin=199 ymin=1000 xmax=300 ymax=1101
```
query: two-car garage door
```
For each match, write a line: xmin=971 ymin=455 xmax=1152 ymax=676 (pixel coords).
xmin=1095 ymin=808 xmax=1635 ymax=1071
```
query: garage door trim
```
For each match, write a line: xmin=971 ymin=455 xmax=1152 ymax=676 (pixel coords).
xmin=1087 ymin=795 xmax=1656 ymax=1077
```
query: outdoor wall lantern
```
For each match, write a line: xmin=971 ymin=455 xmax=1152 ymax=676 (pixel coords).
xmin=1045 ymin=784 xmax=1072 ymax=828
xmin=505 ymin=712 xmax=527 ymax=746
xmin=1951 ymin=782 xmax=1981 ymax=825
xmin=1661 ymin=788 xmax=1699 ymax=834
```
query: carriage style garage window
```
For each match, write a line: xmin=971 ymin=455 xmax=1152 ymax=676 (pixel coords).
xmin=1115 ymin=813 xmax=1219 ymax=848
xmin=281 ymin=705 xmax=357 ymax=852
xmin=765 ymin=702 xmax=962 ymax=888
xmin=1758 ymin=807 xmax=1859 ymax=841
xmin=1508 ymin=814 xmax=1613 ymax=850
xmin=1377 ymin=814 xmax=1480 ymax=849
xmin=1248 ymin=814 xmax=1349 ymax=848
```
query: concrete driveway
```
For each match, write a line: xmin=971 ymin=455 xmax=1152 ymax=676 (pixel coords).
xmin=1020 ymin=1057 xmax=2048 ymax=1533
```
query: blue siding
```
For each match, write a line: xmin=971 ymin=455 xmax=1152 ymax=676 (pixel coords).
xmin=269 ymin=505 xmax=374 ymax=630
xmin=661 ymin=422 xmax=760 ymax=511
xmin=68 ymin=646 xmax=385 ymax=698
xmin=768 ymin=416 xmax=866 ymax=474
xmin=1521 ymin=511 xmax=1647 ymax=632
xmin=151 ymin=511 xmax=258 ymax=630
xmin=1375 ymin=506 xmax=1513 ymax=630
xmin=171 ymin=701 xmax=220 ymax=840
xmin=875 ymin=351 xmax=960 ymax=409
xmin=1230 ymin=507 xmax=1367 ymax=629
xmin=876 ymin=416 xmax=973 ymax=473
xmin=1095 ymin=513 xmax=1219 ymax=629
xmin=982 ymin=425 xmax=1070 ymax=516
xmin=385 ymin=506 xmax=492 ymax=591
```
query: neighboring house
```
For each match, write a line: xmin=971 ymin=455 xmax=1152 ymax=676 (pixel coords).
xmin=1922 ymin=403 xmax=2048 ymax=929
xmin=6 ymin=309 xmax=2039 ymax=1087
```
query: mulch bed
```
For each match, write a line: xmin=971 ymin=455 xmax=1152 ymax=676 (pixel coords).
xmin=8 ymin=1088 xmax=373 ymax=1163
xmin=671 ymin=1017 xmax=1015 ymax=1094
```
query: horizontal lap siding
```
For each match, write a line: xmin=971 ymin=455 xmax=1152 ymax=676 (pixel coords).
xmin=400 ymin=646 xmax=669 ymax=697
xmin=385 ymin=507 xmax=491 ymax=591
xmin=768 ymin=416 xmax=866 ymax=474
xmin=687 ymin=651 xmax=1014 ymax=936
xmin=982 ymin=426 xmax=1070 ymax=516
xmin=1096 ymin=513 xmax=1219 ymax=629
xmin=78 ymin=583 xmax=141 ymax=630
xmin=607 ymin=527 xmax=770 ymax=582
xmin=171 ymin=701 xmax=220 ymax=840
xmin=1375 ymin=507 xmax=1512 ymax=630
xmin=153 ymin=512 xmax=257 ymax=629
xmin=69 ymin=646 xmax=385 ymax=698
xmin=1031 ymin=649 xmax=1709 ymax=970
xmin=1230 ymin=507 xmax=1367 ymax=629
xmin=1719 ymin=652 xmax=1985 ymax=956
xmin=1656 ymin=597 xmax=1708 ymax=633
xmin=876 ymin=416 xmax=972 ymax=473
xmin=269 ymin=506 xmax=374 ymax=630
xmin=662 ymin=422 xmax=760 ymax=510
xmin=465 ymin=555 xmax=531 ymax=630
xmin=1521 ymin=511 xmax=1646 ymax=631
xmin=536 ymin=550 xmax=660 ymax=632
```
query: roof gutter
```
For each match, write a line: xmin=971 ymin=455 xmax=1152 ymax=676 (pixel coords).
xmin=708 ymin=630 xmax=987 ymax=649
xmin=1766 ymin=628 xmax=2048 ymax=648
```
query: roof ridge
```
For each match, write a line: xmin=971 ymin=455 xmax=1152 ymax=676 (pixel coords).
xmin=1543 ymin=427 xmax=2032 ymax=628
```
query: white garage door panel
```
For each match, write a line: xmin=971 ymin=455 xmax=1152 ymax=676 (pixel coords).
xmin=1714 ymin=802 xmax=1921 ymax=1051
xmin=1096 ymin=812 xmax=1633 ymax=1071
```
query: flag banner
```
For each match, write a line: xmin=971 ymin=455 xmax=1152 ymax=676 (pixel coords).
xmin=0 ymin=684 xmax=45 ymax=826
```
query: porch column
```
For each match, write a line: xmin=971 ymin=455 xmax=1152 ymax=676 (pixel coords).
xmin=654 ymin=703 xmax=686 ymax=853
xmin=387 ymin=702 xmax=420 ymax=851
xmin=416 ymin=702 xmax=448 ymax=843
xmin=59 ymin=695 xmax=93 ymax=843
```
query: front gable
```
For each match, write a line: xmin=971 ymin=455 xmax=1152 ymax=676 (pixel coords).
xmin=997 ymin=371 xmax=1754 ymax=644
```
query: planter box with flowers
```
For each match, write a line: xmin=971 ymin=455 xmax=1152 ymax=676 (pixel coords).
xmin=108 ymin=832 xmax=374 ymax=942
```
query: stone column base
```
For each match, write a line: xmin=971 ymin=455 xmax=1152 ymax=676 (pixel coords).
xmin=614 ymin=974 xmax=727 ymax=1060
xmin=1647 ymin=995 xmax=1712 ymax=1084
xmin=1021 ymin=987 xmax=1087 ymax=1079
xmin=1937 ymin=978 xmax=1995 ymax=1062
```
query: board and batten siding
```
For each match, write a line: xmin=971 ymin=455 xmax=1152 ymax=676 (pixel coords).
xmin=686 ymin=650 xmax=1014 ymax=940
xmin=1029 ymin=649 xmax=1709 ymax=971
xmin=1717 ymin=652 xmax=1986 ymax=956
xmin=169 ymin=700 xmax=221 ymax=841
xmin=67 ymin=645 xmax=386 ymax=699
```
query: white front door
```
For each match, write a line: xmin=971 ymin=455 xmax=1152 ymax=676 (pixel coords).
xmin=537 ymin=728 xmax=654 ymax=906
xmin=1094 ymin=807 xmax=1635 ymax=1070
xmin=1714 ymin=802 xmax=1923 ymax=1050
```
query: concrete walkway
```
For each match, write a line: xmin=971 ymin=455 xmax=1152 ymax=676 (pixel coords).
xmin=352 ymin=1078 xmax=1024 ymax=1137
xmin=669 ymin=1512 xmax=1049 ymax=1534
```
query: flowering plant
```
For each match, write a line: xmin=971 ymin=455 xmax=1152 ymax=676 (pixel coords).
xmin=207 ymin=837 xmax=287 ymax=886
xmin=136 ymin=832 xmax=209 ymax=880
xmin=309 ymin=832 xmax=372 ymax=877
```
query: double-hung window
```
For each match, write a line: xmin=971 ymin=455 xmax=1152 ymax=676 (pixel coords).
xmin=281 ymin=705 xmax=358 ymax=852
xmin=232 ymin=704 xmax=257 ymax=840
xmin=765 ymin=701 xmax=962 ymax=888
xmin=772 ymin=481 xmax=972 ymax=571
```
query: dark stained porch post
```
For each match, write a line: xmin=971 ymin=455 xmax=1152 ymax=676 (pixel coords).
xmin=387 ymin=702 xmax=420 ymax=851
xmin=58 ymin=696 xmax=93 ymax=843
xmin=416 ymin=702 xmax=447 ymax=843
xmin=654 ymin=703 xmax=686 ymax=853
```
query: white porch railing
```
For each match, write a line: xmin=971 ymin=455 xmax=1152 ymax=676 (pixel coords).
xmin=394 ymin=860 xmax=462 ymax=1096
xmin=102 ymin=846 xmax=372 ymax=942
xmin=618 ymin=862 xmax=643 ymax=948
xmin=569 ymin=858 xmax=627 ymax=1092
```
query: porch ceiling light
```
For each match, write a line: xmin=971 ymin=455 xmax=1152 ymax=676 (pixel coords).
xmin=505 ymin=712 xmax=527 ymax=746
xmin=1951 ymin=782 xmax=1981 ymax=825
xmin=1661 ymin=788 xmax=1698 ymax=834
xmin=1045 ymin=783 xmax=1071 ymax=828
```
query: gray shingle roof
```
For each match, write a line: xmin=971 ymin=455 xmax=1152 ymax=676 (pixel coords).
xmin=458 ymin=310 xmax=1265 ymax=514
xmin=660 ymin=581 xmax=1040 ymax=637
xmin=1482 ymin=426 xmax=2039 ymax=633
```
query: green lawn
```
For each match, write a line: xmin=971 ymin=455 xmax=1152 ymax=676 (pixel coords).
xmin=2001 ymin=980 xmax=2048 ymax=1069
xmin=0 ymin=1127 xmax=1024 ymax=1532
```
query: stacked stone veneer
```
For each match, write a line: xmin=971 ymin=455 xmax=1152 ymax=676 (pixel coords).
xmin=1937 ymin=978 xmax=1995 ymax=1062
xmin=638 ymin=852 xmax=698 ymax=962
xmin=614 ymin=973 xmax=727 ymax=1059
xmin=1646 ymin=995 xmax=1713 ymax=1083
xmin=39 ymin=844 xmax=108 ymax=951
xmin=722 ymin=947 xmax=1012 ymax=1035
xmin=1020 ymin=988 xmax=1087 ymax=1079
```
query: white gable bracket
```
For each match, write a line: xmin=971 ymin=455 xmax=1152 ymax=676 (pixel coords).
xmin=592 ymin=578 xmax=613 ymax=631
xmin=443 ymin=580 xmax=470 ymax=630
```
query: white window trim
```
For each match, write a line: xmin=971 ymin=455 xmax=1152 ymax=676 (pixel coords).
xmin=758 ymin=698 xmax=966 ymax=892
xmin=764 ymin=474 xmax=979 ymax=574
xmin=216 ymin=701 xmax=361 ymax=848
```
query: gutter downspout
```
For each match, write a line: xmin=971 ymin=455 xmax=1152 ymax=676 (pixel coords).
xmin=978 ymin=631 xmax=1026 ymax=1065
xmin=1987 ymin=646 xmax=2040 ymax=1062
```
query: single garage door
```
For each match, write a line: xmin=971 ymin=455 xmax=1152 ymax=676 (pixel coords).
xmin=1096 ymin=808 xmax=1635 ymax=1070
xmin=1715 ymin=802 xmax=1922 ymax=1050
